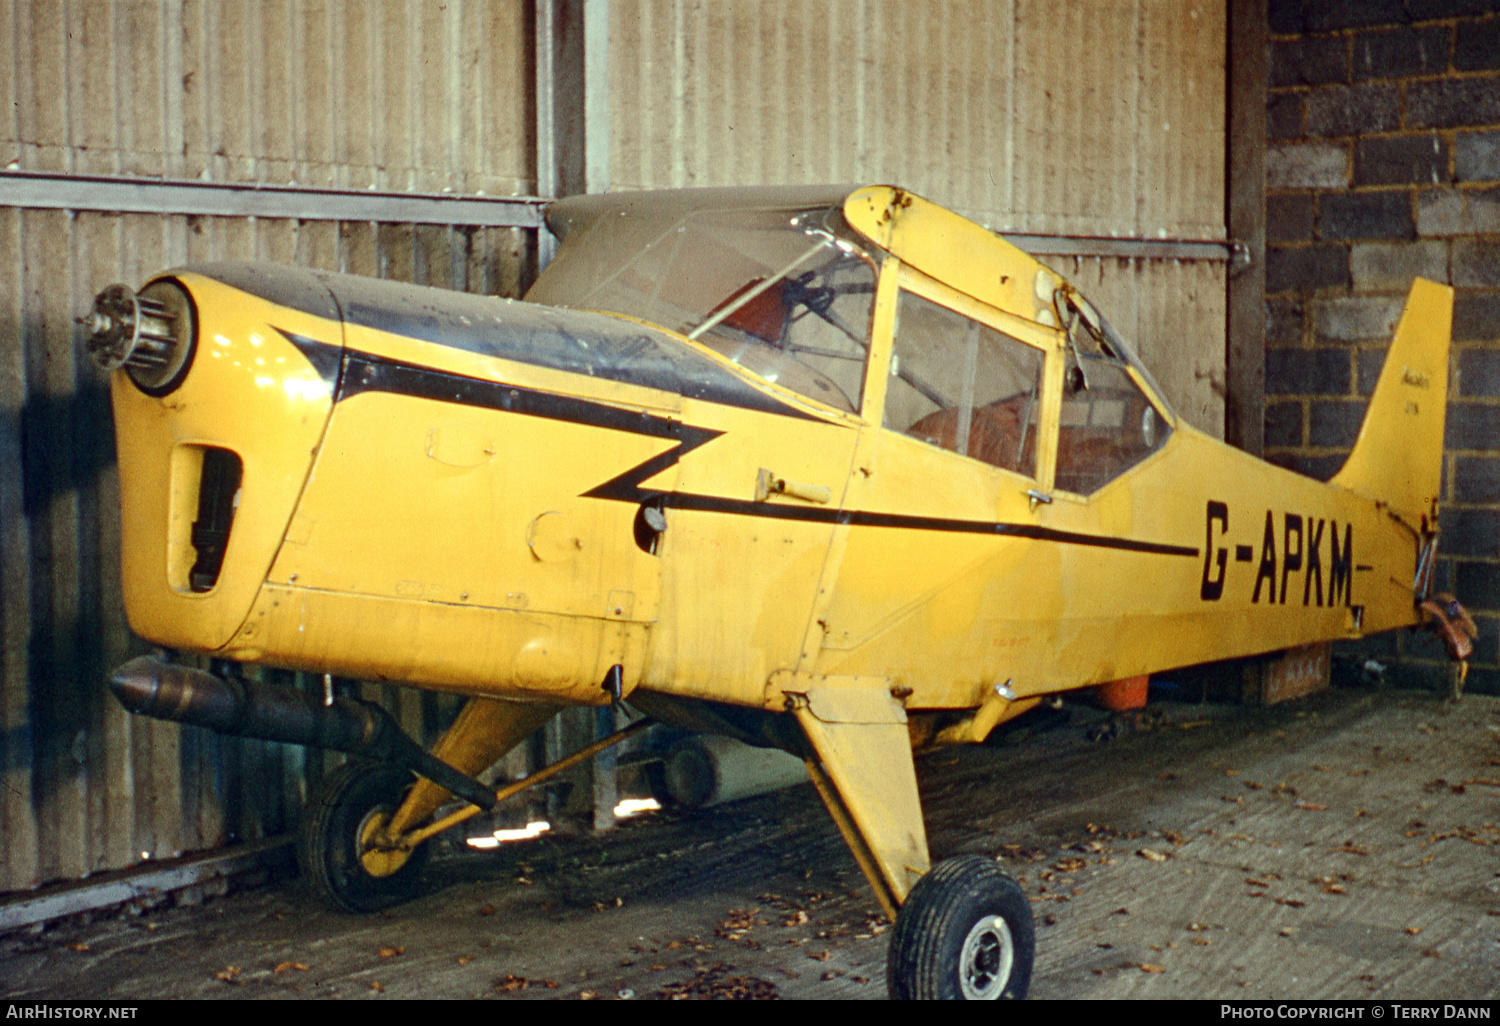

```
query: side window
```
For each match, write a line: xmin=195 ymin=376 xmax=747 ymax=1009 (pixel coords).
xmin=1053 ymin=354 xmax=1169 ymax=495
xmin=883 ymin=291 xmax=1044 ymax=479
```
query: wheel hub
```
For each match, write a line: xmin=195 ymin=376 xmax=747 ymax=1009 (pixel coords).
xmin=959 ymin=914 xmax=1015 ymax=999
xmin=357 ymin=809 xmax=412 ymax=878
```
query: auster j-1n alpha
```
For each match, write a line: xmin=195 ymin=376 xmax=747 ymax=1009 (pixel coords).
xmin=87 ymin=185 xmax=1467 ymax=999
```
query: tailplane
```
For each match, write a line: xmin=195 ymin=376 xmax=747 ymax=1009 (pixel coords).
xmin=1329 ymin=278 xmax=1453 ymax=520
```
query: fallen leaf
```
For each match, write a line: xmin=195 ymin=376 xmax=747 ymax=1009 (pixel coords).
xmin=1405 ymin=927 xmax=1423 ymax=935
xmin=66 ymin=943 xmax=89 ymax=953
xmin=457 ymin=956 xmax=473 ymax=965
xmin=1137 ymin=848 xmax=1170 ymax=862
xmin=1322 ymin=884 xmax=1346 ymax=895
xmin=1141 ymin=964 xmax=1165 ymax=973
xmin=214 ymin=966 xmax=241 ymax=983
xmin=378 ymin=946 xmax=404 ymax=959
xmin=1275 ymin=898 xmax=1306 ymax=908
xmin=369 ymin=981 xmax=384 ymax=993
xmin=1295 ymin=801 xmax=1326 ymax=811
xmin=479 ymin=904 xmax=495 ymax=916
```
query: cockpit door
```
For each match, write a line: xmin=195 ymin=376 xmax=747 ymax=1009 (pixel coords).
xmin=810 ymin=264 xmax=1066 ymax=706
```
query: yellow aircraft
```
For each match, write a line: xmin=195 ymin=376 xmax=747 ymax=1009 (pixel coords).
xmin=86 ymin=185 xmax=1462 ymax=1000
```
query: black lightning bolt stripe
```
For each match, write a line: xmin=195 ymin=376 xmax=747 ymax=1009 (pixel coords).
xmin=332 ymin=352 xmax=1198 ymax=558
xmin=276 ymin=328 xmax=344 ymax=392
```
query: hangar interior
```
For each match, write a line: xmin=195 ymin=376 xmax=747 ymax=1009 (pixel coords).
xmin=1 ymin=0 xmax=1497 ymax=917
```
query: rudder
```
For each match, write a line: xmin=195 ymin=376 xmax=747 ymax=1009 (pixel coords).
xmin=1329 ymin=278 xmax=1453 ymax=521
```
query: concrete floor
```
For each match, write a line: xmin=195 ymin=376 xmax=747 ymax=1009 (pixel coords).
xmin=2 ymin=684 xmax=1497 ymax=1000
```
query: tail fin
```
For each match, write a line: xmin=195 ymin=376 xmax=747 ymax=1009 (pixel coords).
xmin=1329 ymin=278 xmax=1452 ymax=518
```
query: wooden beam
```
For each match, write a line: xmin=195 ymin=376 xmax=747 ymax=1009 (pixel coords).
xmin=1226 ymin=0 xmax=1268 ymax=456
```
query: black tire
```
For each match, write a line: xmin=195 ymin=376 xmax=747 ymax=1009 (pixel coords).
xmin=300 ymin=762 xmax=431 ymax=913
xmin=887 ymin=855 xmax=1035 ymax=1000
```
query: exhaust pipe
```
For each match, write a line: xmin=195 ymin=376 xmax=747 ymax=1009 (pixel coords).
xmin=110 ymin=656 xmax=496 ymax=811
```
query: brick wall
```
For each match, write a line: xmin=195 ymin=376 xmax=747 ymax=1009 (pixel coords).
xmin=1265 ymin=0 xmax=1500 ymax=694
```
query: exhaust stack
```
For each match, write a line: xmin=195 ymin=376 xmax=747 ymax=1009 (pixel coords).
xmin=109 ymin=656 xmax=496 ymax=811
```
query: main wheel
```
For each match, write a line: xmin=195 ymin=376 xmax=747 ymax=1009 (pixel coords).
xmin=886 ymin=854 xmax=1035 ymax=1000
xmin=300 ymin=762 xmax=431 ymax=913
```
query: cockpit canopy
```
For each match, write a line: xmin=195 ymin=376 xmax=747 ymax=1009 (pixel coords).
xmin=529 ymin=185 xmax=1176 ymax=496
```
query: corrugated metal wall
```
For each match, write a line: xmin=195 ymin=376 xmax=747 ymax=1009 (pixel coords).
xmin=1 ymin=0 xmax=533 ymax=894
xmin=607 ymin=0 xmax=1228 ymax=435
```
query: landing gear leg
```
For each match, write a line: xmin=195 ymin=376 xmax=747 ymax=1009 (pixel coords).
xmin=786 ymin=689 xmax=1036 ymax=1000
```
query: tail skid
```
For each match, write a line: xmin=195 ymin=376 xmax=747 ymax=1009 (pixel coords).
xmin=1329 ymin=279 xmax=1453 ymax=523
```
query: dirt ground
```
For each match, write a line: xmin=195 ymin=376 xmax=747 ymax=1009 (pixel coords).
xmin=3 ymin=681 xmax=1498 ymax=1001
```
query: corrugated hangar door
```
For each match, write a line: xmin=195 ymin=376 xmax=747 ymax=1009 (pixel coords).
xmin=0 ymin=0 xmax=537 ymax=897
xmin=604 ymin=0 xmax=1229 ymax=437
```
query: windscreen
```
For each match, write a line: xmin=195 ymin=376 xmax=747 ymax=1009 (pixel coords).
xmin=529 ymin=203 xmax=878 ymax=413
